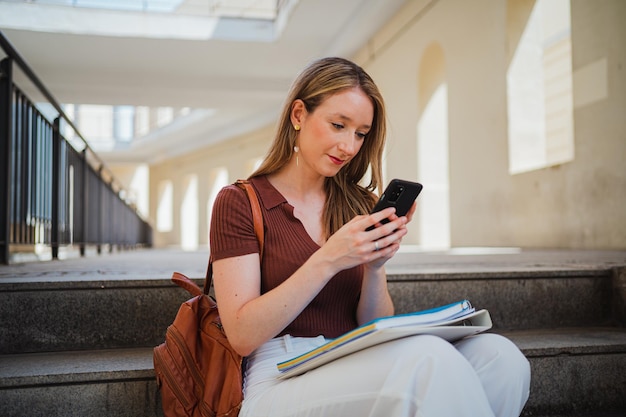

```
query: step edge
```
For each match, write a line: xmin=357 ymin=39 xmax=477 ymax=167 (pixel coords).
xmin=3 ymin=328 xmax=626 ymax=387
xmin=388 ymin=268 xmax=613 ymax=281
xmin=500 ymin=327 xmax=626 ymax=357
xmin=0 ymin=269 xmax=613 ymax=290
xmin=0 ymin=347 xmax=155 ymax=388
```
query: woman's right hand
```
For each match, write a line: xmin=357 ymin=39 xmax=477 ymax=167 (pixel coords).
xmin=315 ymin=207 xmax=408 ymax=275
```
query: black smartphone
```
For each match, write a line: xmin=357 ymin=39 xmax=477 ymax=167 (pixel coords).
xmin=367 ymin=179 xmax=423 ymax=230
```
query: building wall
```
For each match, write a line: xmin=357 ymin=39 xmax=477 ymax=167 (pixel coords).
xmin=353 ymin=0 xmax=625 ymax=249
xmin=149 ymin=125 xmax=273 ymax=249
xmin=148 ymin=0 xmax=625 ymax=250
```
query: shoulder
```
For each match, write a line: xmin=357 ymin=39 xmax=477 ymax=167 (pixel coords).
xmin=210 ymin=182 xmax=259 ymax=260
xmin=214 ymin=183 xmax=248 ymax=207
xmin=212 ymin=183 xmax=254 ymax=227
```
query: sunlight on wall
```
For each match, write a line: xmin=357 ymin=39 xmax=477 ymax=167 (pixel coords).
xmin=156 ymin=180 xmax=173 ymax=232
xmin=418 ymin=84 xmax=450 ymax=249
xmin=129 ymin=164 xmax=149 ymax=218
xmin=507 ymin=0 xmax=574 ymax=174
xmin=417 ymin=42 xmax=450 ymax=250
xmin=181 ymin=175 xmax=199 ymax=250
xmin=206 ymin=168 xmax=229 ymax=249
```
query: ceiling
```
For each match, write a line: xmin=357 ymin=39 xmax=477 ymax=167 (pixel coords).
xmin=0 ymin=0 xmax=408 ymax=163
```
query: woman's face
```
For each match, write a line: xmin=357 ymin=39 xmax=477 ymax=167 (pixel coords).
xmin=293 ymin=87 xmax=373 ymax=178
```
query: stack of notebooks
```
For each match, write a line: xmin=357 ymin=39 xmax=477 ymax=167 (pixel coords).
xmin=277 ymin=300 xmax=492 ymax=379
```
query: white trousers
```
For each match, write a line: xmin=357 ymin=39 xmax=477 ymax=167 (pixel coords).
xmin=240 ymin=333 xmax=530 ymax=417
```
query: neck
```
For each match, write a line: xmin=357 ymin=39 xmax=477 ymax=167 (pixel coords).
xmin=269 ymin=160 xmax=326 ymax=199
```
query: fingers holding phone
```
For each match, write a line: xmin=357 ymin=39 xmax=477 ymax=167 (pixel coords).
xmin=366 ymin=179 xmax=422 ymax=231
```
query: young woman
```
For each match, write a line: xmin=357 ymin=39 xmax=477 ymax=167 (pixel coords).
xmin=210 ymin=57 xmax=530 ymax=417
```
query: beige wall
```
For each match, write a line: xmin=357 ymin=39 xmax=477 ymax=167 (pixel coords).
xmin=107 ymin=162 xmax=149 ymax=220
xmin=148 ymin=0 xmax=625 ymax=250
xmin=149 ymin=125 xmax=274 ymax=248
xmin=353 ymin=0 xmax=625 ymax=249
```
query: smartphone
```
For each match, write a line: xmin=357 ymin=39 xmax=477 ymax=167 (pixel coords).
xmin=367 ymin=179 xmax=423 ymax=230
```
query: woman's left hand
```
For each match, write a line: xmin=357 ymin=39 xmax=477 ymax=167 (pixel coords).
xmin=366 ymin=201 xmax=417 ymax=269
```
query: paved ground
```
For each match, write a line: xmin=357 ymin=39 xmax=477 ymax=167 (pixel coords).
xmin=1 ymin=246 xmax=625 ymax=282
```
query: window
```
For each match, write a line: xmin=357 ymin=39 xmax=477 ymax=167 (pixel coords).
xmin=113 ymin=105 xmax=135 ymax=142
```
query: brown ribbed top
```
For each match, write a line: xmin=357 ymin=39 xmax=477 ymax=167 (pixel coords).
xmin=209 ymin=175 xmax=362 ymax=338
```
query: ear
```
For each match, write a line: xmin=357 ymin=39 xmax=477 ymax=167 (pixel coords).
xmin=290 ymin=99 xmax=306 ymax=127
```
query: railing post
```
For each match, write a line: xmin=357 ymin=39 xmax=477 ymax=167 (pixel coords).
xmin=80 ymin=149 xmax=87 ymax=257
xmin=0 ymin=58 xmax=13 ymax=264
xmin=109 ymin=180 xmax=114 ymax=254
xmin=51 ymin=117 xmax=61 ymax=260
xmin=97 ymin=165 xmax=103 ymax=255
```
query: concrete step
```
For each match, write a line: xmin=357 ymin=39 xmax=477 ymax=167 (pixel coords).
xmin=1 ymin=248 xmax=625 ymax=416
xmin=1 ymin=328 xmax=625 ymax=417
xmin=505 ymin=328 xmax=626 ymax=416
xmin=0 ymin=277 xmax=201 ymax=354
xmin=388 ymin=268 xmax=619 ymax=330
xmin=0 ymin=347 xmax=161 ymax=417
xmin=1 ymin=267 xmax=620 ymax=354
xmin=530 ymin=414 xmax=626 ymax=417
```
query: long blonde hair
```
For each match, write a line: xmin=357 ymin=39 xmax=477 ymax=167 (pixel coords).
xmin=251 ymin=57 xmax=386 ymax=238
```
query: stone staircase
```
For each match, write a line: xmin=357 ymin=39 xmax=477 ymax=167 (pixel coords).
xmin=1 ymin=249 xmax=625 ymax=417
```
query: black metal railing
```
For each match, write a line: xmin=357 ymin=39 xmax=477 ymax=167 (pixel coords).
xmin=0 ymin=31 xmax=152 ymax=264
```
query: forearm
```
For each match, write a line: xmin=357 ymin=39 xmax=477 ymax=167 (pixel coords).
xmin=214 ymin=251 xmax=337 ymax=356
xmin=356 ymin=265 xmax=394 ymax=325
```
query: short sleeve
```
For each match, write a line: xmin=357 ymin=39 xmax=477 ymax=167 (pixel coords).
xmin=209 ymin=184 xmax=260 ymax=261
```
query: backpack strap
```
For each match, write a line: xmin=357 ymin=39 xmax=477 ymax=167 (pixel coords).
xmin=235 ymin=179 xmax=265 ymax=258
xmin=203 ymin=179 xmax=264 ymax=295
xmin=172 ymin=271 xmax=203 ymax=297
